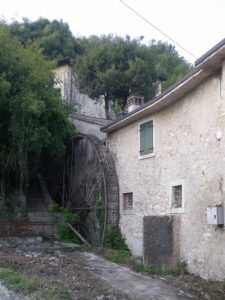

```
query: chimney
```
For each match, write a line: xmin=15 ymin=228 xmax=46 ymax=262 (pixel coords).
xmin=127 ymin=95 xmax=144 ymax=113
xmin=156 ymin=75 xmax=167 ymax=96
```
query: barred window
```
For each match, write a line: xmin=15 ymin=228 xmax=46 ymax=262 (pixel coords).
xmin=123 ymin=193 xmax=133 ymax=210
xmin=172 ymin=185 xmax=182 ymax=208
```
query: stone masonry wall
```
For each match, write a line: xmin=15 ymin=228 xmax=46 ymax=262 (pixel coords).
xmin=107 ymin=60 xmax=225 ymax=280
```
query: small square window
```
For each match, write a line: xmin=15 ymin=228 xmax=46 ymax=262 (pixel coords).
xmin=170 ymin=181 xmax=184 ymax=214
xmin=123 ymin=193 xmax=133 ymax=210
xmin=172 ymin=185 xmax=182 ymax=208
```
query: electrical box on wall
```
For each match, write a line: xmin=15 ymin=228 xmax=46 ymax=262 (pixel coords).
xmin=207 ymin=207 xmax=224 ymax=225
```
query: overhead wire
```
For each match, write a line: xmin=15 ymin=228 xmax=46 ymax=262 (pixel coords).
xmin=118 ymin=0 xmax=198 ymax=60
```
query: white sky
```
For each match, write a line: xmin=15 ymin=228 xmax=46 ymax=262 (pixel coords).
xmin=1 ymin=0 xmax=225 ymax=64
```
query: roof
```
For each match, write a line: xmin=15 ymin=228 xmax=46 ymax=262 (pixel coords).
xmin=195 ymin=38 xmax=225 ymax=66
xmin=102 ymin=38 xmax=225 ymax=133
xmin=70 ymin=113 xmax=112 ymax=126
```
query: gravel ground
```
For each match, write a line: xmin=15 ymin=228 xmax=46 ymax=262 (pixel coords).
xmin=0 ymin=247 xmax=130 ymax=299
xmin=0 ymin=244 xmax=202 ymax=300
xmin=0 ymin=282 xmax=25 ymax=300
xmin=0 ymin=243 xmax=223 ymax=299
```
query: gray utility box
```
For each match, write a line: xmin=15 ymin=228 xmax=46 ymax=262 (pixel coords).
xmin=207 ymin=207 xmax=224 ymax=225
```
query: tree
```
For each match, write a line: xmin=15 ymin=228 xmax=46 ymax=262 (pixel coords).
xmin=149 ymin=40 xmax=191 ymax=90
xmin=0 ymin=24 xmax=74 ymax=198
xmin=8 ymin=18 xmax=82 ymax=59
xmin=75 ymin=35 xmax=158 ymax=117
xmin=6 ymin=18 xmax=192 ymax=118
xmin=74 ymin=35 xmax=191 ymax=117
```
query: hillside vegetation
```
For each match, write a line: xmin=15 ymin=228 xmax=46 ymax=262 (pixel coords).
xmin=0 ymin=17 xmax=191 ymax=205
xmin=7 ymin=18 xmax=192 ymax=110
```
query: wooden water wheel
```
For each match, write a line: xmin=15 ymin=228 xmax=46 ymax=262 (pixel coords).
xmin=64 ymin=134 xmax=119 ymax=245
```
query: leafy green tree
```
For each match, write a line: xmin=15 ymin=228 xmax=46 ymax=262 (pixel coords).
xmin=0 ymin=24 xmax=74 ymax=198
xmin=8 ymin=18 xmax=82 ymax=59
xmin=75 ymin=35 xmax=158 ymax=117
xmin=150 ymin=40 xmax=191 ymax=90
xmin=74 ymin=35 xmax=191 ymax=117
xmin=6 ymin=18 xmax=191 ymax=117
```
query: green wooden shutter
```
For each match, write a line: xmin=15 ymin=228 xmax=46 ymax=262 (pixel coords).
xmin=139 ymin=121 xmax=153 ymax=155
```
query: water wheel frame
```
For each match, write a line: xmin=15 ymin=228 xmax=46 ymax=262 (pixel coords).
xmin=64 ymin=133 xmax=119 ymax=244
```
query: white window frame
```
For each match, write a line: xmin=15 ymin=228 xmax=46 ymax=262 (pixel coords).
xmin=138 ymin=118 xmax=155 ymax=160
xmin=169 ymin=180 xmax=185 ymax=214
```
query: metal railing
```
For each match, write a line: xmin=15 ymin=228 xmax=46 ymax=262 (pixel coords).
xmin=0 ymin=221 xmax=55 ymax=245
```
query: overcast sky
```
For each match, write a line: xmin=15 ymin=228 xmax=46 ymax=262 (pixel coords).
xmin=1 ymin=0 xmax=225 ymax=63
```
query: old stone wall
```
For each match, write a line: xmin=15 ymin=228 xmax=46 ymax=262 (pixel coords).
xmin=107 ymin=60 xmax=225 ymax=280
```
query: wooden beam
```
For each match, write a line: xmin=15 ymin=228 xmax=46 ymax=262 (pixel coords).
xmin=67 ymin=223 xmax=91 ymax=247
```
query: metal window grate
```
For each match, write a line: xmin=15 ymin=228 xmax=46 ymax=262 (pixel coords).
xmin=172 ymin=185 xmax=182 ymax=208
xmin=123 ymin=193 xmax=133 ymax=210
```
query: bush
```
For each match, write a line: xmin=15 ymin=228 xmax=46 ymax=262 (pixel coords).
xmin=176 ymin=260 xmax=188 ymax=275
xmin=104 ymin=226 xmax=131 ymax=254
xmin=49 ymin=202 xmax=81 ymax=243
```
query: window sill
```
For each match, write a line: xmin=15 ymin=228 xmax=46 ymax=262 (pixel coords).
xmin=138 ymin=152 xmax=155 ymax=160
xmin=170 ymin=208 xmax=184 ymax=214
xmin=122 ymin=210 xmax=134 ymax=215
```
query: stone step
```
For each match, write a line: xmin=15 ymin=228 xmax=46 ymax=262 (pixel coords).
xmin=28 ymin=212 xmax=54 ymax=222
xmin=28 ymin=212 xmax=58 ymax=237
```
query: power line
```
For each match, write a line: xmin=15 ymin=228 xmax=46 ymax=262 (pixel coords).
xmin=118 ymin=0 xmax=197 ymax=60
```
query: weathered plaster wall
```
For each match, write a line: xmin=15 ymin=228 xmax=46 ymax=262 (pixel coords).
xmin=54 ymin=64 xmax=106 ymax=118
xmin=54 ymin=64 xmax=108 ymax=140
xmin=107 ymin=60 xmax=225 ymax=280
xmin=69 ymin=117 xmax=107 ymax=140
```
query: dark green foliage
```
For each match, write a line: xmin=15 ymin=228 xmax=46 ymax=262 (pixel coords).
xmin=49 ymin=201 xmax=80 ymax=223
xmin=9 ymin=18 xmax=82 ymax=59
xmin=74 ymin=35 xmax=191 ymax=114
xmin=150 ymin=40 xmax=191 ymax=90
xmin=6 ymin=18 xmax=191 ymax=114
xmin=0 ymin=24 xmax=74 ymax=197
xmin=175 ymin=260 xmax=188 ymax=275
xmin=104 ymin=226 xmax=131 ymax=254
xmin=0 ymin=17 xmax=191 ymax=194
xmin=50 ymin=202 xmax=81 ymax=243
xmin=56 ymin=223 xmax=79 ymax=243
xmin=74 ymin=35 xmax=158 ymax=110
xmin=101 ymin=249 xmax=131 ymax=264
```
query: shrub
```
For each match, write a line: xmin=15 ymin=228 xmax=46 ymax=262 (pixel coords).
xmin=104 ymin=226 xmax=131 ymax=254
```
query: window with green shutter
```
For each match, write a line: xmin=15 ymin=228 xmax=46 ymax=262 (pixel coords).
xmin=139 ymin=120 xmax=154 ymax=156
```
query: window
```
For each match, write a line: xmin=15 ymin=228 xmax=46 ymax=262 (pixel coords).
xmin=123 ymin=193 xmax=133 ymax=211
xmin=139 ymin=120 xmax=154 ymax=157
xmin=170 ymin=180 xmax=185 ymax=213
xmin=172 ymin=185 xmax=182 ymax=208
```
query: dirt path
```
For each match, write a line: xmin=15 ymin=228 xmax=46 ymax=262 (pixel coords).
xmin=0 ymin=246 xmax=199 ymax=300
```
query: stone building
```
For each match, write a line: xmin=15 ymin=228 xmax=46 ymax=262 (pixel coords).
xmin=53 ymin=57 xmax=110 ymax=140
xmin=102 ymin=39 xmax=225 ymax=280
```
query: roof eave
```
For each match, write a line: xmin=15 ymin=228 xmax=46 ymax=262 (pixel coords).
xmin=101 ymin=68 xmax=209 ymax=133
xmin=102 ymin=39 xmax=225 ymax=134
